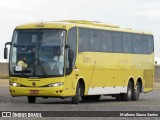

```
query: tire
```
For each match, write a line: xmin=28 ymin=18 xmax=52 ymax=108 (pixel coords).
xmin=132 ymin=81 xmax=140 ymax=100
xmin=81 ymin=95 xmax=101 ymax=101
xmin=72 ymin=82 xmax=80 ymax=104
xmin=122 ymin=81 xmax=133 ymax=101
xmin=28 ymin=96 xmax=36 ymax=103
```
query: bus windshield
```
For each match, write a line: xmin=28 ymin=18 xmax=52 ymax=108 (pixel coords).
xmin=10 ymin=29 xmax=66 ymax=77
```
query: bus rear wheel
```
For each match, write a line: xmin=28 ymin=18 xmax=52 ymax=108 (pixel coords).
xmin=122 ymin=81 xmax=133 ymax=101
xmin=132 ymin=81 xmax=140 ymax=100
xmin=28 ymin=96 xmax=36 ymax=103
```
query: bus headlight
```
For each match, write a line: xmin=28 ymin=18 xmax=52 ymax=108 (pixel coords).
xmin=10 ymin=82 xmax=22 ymax=87
xmin=13 ymin=83 xmax=17 ymax=86
xmin=48 ymin=82 xmax=64 ymax=87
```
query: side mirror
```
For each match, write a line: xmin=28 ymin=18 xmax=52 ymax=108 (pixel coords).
xmin=4 ymin=47 xmax=8 ymax=59
xmin=68 ymin=49 xmax=74 ymax=61
xmin=65 ymin=45 xmax=73 ymax=61
xmin=65 ymin=45 xmax=70 ymax=49
xmin=4 ymin=42 xmax=12 ymax=59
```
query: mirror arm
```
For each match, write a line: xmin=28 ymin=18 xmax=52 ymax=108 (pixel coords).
xmin=65 ymin=45 xmax=70 ymax=49
xmin=5 ymin=42 xmax=12 ymax=48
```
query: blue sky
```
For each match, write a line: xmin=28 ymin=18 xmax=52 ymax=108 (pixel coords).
xmin=0 ymin=0 xmax=160 ymax=61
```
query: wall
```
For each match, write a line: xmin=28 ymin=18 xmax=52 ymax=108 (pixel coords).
xmin=0 ymin=63 xmax=8 ymax=78
xmin=155 ymin=65 xmax=160 ymax=82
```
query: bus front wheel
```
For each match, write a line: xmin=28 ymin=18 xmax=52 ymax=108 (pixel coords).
xmin=28 ymin=96 xmax=36 ymax=103
xmin=72 ymin=82 xmax=80 ymax=104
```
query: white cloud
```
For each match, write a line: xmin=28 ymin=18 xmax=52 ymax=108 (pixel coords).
xmin=135 ymin=2 xmax=160 ymax=21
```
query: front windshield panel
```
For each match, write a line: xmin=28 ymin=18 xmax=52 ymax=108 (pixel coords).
xmin=10 ymin=29 xmax=66 ymax=77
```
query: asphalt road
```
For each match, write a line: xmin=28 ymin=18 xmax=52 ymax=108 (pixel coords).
xmin=0 ymin=85 xmax=160 ymax=119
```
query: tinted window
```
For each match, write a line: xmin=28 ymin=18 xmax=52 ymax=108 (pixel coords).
xmin=101 ymin=31 xmax=112 ymax=52
xmin=67 ymin=28 xmax=77 ymax=69
xmin=90 ymin=30 xmax=101 ymax=52
xmin=142 ymin=35 xmax=148 ymax=54
xmin=68 ymin=28 xmax=77 ymax=53
xmin=123 ymin=33 xmax=133 ymax=53
xmin=79 ymin=28 xmax=90 ymax=52
xmin=148 ymin=35 xmax=154 ymax=53
xmin=112 ymin=32 xmax=123 ymax=52
xmin=133 ymin=34 xmax=142 ymax=53
xmin=78 ymin=28 xmax=154 ymax=54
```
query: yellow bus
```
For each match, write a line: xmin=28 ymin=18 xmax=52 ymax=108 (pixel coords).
xmin=4 ymin=20 xmax=154 ymax=104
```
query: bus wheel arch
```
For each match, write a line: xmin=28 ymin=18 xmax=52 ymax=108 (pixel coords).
xmin=78 ymin=78 xmax=85 ymax=96
xmin=72 ymin=78 xmax=85 ymax=104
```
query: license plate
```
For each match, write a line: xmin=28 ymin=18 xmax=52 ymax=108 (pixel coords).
xmin=30 ymin=90 xmax=39 ymax=94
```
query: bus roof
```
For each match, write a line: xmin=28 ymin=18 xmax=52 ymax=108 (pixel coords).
xmin=16 ymin=20 xmax=152 ymax=35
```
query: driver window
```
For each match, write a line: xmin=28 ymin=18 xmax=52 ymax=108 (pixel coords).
xmin=66 ymin=28 xmax=77 ymax=74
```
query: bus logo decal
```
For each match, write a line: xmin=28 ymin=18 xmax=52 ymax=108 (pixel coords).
xmin=32 ymin=82 xmax=36 ymax=87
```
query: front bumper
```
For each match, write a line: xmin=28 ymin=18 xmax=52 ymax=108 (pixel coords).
xmin=9 ymin=86 xmax=65 ymax=97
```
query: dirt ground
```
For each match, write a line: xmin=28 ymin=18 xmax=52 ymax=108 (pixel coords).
xmin=0 ymin=79 xmax=8 ymax=87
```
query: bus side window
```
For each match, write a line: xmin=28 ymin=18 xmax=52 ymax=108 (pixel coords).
xmin=123 ymin=33 xmax=133 ymax=53
xmin=133 ymin=34 xmax=142 ymax=54
xmin=90 ymin=30 xmax=101 ymax=52
xmin=142 ymin=35 xmax=148 ymax=54
xmin=112 ymin=32 xmax=123 ymax=53
xmin=101 ymin=31 xmax=112 ymax=52
xmin=79 ymin=28 xmax=90 ymax=52
xmin=148 ymin=35 xmax=154 ymax=54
